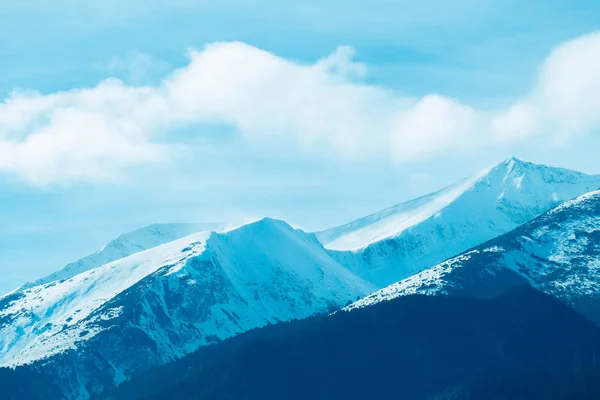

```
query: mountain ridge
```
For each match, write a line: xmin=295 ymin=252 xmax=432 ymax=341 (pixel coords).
xmin=320 ymin=157 xmax=600 ymax=287
xmin=1 ymin=157 xmax=599 ymax=398
xmin=345 ymin=189 xmax=600 ymax=325
xmin=23 ymin=223 xmax=225 ymax=290
xmin=0 ymin=218 xmax=373 ymax=397
xmin=319 ymin=157 xmax=599 ymax=250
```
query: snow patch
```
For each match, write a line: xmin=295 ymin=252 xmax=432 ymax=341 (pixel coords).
xmin=344 ymin=251 xmax=477 ymax=310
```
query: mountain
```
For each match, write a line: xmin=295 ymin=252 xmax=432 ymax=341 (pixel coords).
xmin=318 ymin=157 xmax=600 ymax=287
xmin=0 ymin=218 xmax=372 ymax=398
xmin=0 ymin=365 xmax=65 ymax=400
xmin=26 ymin=223 xmax=224 ymax=288
xmin=432 ymin=366 xmax=600 ymax=400
xmin=2 ymin=156 xmax=599 ymax=398
xmin=346 ymin=189 xmax=600 ymax=325
xmin=104 ymin=286 xmax=600 ymax=400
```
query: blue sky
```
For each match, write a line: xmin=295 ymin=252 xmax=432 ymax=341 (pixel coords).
xmin=1 ymin=0 xmax=600 ymax=292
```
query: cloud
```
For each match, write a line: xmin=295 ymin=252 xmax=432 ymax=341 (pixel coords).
xmin=164 ymin=42 xmax=405 ymax=158
xmin=0 ymin=42 xmax=406 ymax=185
xmin=492 ymin=31 xmax=600 ymax=143
xmin=0 ymin=80 xmax=170 ymax=185
xmin=315 ymin=45 xmax=368 ymax=80
xmin=492 ymin=101 xmax=539 ymax=141
xmin=2 ymin=33 xmax=600 ymax=186
xmin=97 ymin=51 xmax=170 ymax=84
xmin=391 ymin=94 xmax=479 ymax=161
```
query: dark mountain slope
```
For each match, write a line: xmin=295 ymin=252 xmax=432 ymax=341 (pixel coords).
xmin=106 ymin=285 xmax=600 ymax=400
xmin=432 ymin=366 xmax=600 ymax=400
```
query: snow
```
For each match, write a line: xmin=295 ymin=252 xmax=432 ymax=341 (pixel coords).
xmin=26 ymin=223 xmax=223 ymax=288
xmin=0 ymin=231 xmax=211 ymax=367
xmin=549 ymin=189 xmax=600 ymax=214
xmin=168 ymin=218 xmax=375 ymax=339
xmin=318 ymin=157 xmax=600 ymax=252
xmin=483 ymin=246 xmax=504 ymax=253
xmin=344 ymin=251 xmax=477 ymax=311
xmin=316 ymin=170 xmax=491 ymax=251
xmin=317 ymin=157 xmax=600 ymax=288
xmin=344 ymin=189 xmax=600 ymax=325
xmin=1 ymin=156 xmax=599 ymax=392
xmin=0 ymin=218 xmax=373 ymax=369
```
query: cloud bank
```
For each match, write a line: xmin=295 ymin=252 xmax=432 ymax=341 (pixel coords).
xmin=492 ymin=32 xmax=600 ymax=143
xmin=1 ymin=32 xmax=599 ymax=185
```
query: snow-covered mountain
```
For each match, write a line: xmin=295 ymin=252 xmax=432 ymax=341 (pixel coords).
xmin=27 ymin=223 xmax=224 ymax=288
xmin=2 ymin=156 xmax=599 ymax=398
xmin=346 ymin=189 xmax=600 ymax=325
xmin=0 ymin=218 xmax=373 ymax=397
xmin=319 ymin=157 xmax=600 ymax=287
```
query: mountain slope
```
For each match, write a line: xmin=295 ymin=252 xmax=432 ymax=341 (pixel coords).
xmin=319 ymin=157 xmax=600 ymax=287
xmin=3 ymin=157 xmax=598 ymax=398
xmin=0 ymin=218 xmax=373 ymax=398
xmin=105 ymin=286 xmax=600 ymax=400
xmin=432 ymin=366 xmax=600 ymax=400
xmin=25 ymin=223 xmax=223 ymax=288
xmin=0 ymin=230 xmax=213 ymax=367
xmin=346 ymin=189 xmax=600 ymax=325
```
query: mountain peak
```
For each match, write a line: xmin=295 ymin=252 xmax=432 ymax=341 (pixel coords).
xmin=317 ymin=159 xmax=600 ymax=286
xmin=344 ymin=187 xmax=600 ymax=325
xmin=220 ymin=217 xmax=297 ymax=238
xmin=318 ymin=158 xmax=599 ymax=253
xmin=502 ymin=156 xmax=527 ymax=166
xmin=499 ymin=156 xmax=532 ymax=176
xmin=0 ymin=213 xmax=372 ymax=373
xmin=27 ymin=222 xmax=224 ymax=289
xmin=490 ymin=156 xmax=587 ymax=180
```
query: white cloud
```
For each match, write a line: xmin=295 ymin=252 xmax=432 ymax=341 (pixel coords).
xmin=492 ymin=101 xmax=539 ymax=141
xmin=163 ymin=42 xmax=401 ymax=157
xmin=315 ymin=45 xmax=368 ymax=80
xmin=98 ymin=51 xmax=170 ymax=84
xmin=391 ymin=94 xmax=479 ymax=161
xmin=0 ymin=42 xmax=408 ymax=185
xmin=0 ymin=80 xmax=171 ymax=185
xmin=493 ymin=31 xmax=600 ymax=143
xmin=2 ymin=32 xmax=600 ymax=186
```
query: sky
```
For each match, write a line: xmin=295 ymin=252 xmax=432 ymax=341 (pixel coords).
xmin=1 ymin=0 xmax=600 ymax=292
